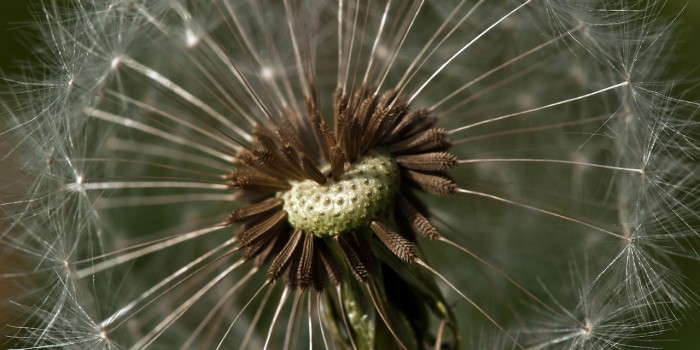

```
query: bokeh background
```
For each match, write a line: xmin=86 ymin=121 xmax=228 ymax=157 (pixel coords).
xmin=1 ymin=1 xmax=698 ymax=349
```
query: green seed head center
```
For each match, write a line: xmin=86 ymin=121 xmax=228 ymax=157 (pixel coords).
xmin=281 ymin=150 xmax=400 ymax=238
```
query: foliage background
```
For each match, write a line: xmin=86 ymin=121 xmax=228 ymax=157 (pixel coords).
xmin=0 ymin=1 xmax=698 ymax=349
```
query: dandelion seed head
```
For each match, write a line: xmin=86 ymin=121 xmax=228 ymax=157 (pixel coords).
xmin=2 ymin=0 xmax=699 ymax=348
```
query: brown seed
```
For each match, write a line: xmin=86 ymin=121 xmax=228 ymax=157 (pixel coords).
xmin=396 ymin=152 xmax=458 ymax=171
xmin=227 ymin=198 xmax=284 ymax=224
xmin=300 ymin=154 xmax=327 ymax=185
xmin=387 ymin=128 xmax=450 ymax=154
xmin=236 ymin=210 xmax=288 ymax=248
xmin=402 ymin=169 xmax=456 ymax=196
xmin=329 ymin=146 xmax=346 ymax=180
xmin=397 ymin=195 xmax=440 ymax=240
xmin=383 ymin=109 xmax=434 ymax=144
xmin=296 ymin=233 xmax=315 ymax=289
xmin=228 ymin=169 xmax=291 ymax=192
xmin=337 ymin=234 xmax=373 ymax=281
xmin=318 ymin=243 xmax=342 ymax=285
xmin=250 ymin=232 xmax=286 ymax=268
xmin=370 ymin=221 xmax=416 ymax=263
xmin=268 ymin=229 xmax=304 ymax=282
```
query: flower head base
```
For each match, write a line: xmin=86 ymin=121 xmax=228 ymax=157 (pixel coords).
xmin=282 ymin=149 xmax=400 ymax=237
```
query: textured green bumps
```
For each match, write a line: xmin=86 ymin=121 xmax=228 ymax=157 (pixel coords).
xmin=282 ymin=150 xmax=400 ymax=237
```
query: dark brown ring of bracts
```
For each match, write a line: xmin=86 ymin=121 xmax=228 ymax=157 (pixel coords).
xmin=225 ymin=85 xmax=457 ymax=291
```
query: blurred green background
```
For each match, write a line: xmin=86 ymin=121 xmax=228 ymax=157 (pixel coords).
xmin=0 ymin=1 xmax=698 ymax=349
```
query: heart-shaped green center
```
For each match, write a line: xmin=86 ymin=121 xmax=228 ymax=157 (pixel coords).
xmin=281 ymin=150 xmax=400 ymax=237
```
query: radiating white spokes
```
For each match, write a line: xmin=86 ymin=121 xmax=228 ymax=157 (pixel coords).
xmin=99 ymin=237 xmax=238 ymax=330
xmin=456 ymin=188 xmax=629 ymax=241
xmin=408 ymin=0 xmax=534 ymax=104
xmin=449 ymin=82 xmax=629 ymax=135
xmin=129 ymin=259 xmax=252 ymax=350
xmin=73 ymin=223 xmax=228 ymax=278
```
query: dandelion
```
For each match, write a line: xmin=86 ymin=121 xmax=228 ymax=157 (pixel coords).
xmin=2 ymin=0 xmax=699 ymax=349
